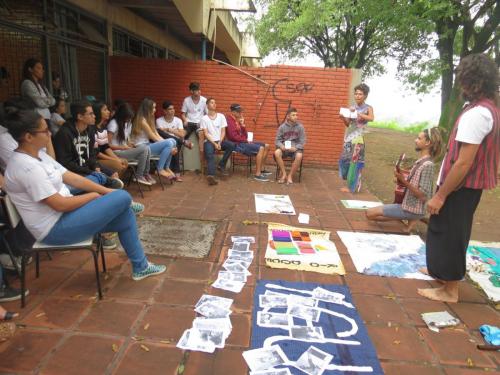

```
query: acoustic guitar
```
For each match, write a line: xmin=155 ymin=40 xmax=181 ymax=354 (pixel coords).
xmin=394 ymin=153 xmax=409 ymax=204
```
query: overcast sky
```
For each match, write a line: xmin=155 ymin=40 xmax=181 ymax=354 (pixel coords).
xmin=261 ymin=53 xmax=441 ymax=126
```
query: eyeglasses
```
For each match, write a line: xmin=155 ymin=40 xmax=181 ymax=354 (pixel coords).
xmin=30 ymin=128 xmax=51 ymax=135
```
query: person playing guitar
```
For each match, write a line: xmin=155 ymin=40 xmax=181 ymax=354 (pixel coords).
xmin=365 ymin=128 xmax=443 ymax=233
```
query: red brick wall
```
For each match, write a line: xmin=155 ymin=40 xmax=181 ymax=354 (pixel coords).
xmin=109 ymin=58 xmax=353 ymax=167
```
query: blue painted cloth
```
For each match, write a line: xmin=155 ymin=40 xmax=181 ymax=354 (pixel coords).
xmin=251 ymin=280 xmax=384 ymax=374
xmin=479 ymin=325 xmax=500 ymax=346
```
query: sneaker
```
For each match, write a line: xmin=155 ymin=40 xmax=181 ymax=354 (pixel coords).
xmin=130 ymin=201 xmax=145 ymax=214
xmin=132 ymin=262 xmax=166 ymax=281
xmin=0 ymin=254 xmax=32 ymax=271
xmin=254 ymin=174 xmax=270 ymax=182
xmin=102 ymin=238 xmax=117 ymax=250
xmin=261 ymin=169 xmax=273 ymax=176
xmin=145 ymin=174 xmax=157 ymax=185
xmin=217 ymin=165 xmax=229 ymax=176
xmin=107 ymin=177 xmax=124 ymax=189
xmin=207 ymin=175 xmax=218 ymax=185
xmin=0 ymin=284 xmax=28 ymax=302
xmin=136 ymin=176 xmax=152 ymax=186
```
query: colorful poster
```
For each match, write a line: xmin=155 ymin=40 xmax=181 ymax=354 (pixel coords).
xmin=467 ymin=241 xmax=500 ymax=302
xmin=247 ymin=280 xmax=383 ymax=374
xmin=337 ymin=231 xmax=431 ymax=280
xmin=265 ymin=223 xmax=345 ymax=275
xmin=255 ymin=194 xmax=296 ymax=215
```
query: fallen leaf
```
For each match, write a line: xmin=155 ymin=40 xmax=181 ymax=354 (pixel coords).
xmin=466 ymin=357 xmax=474 ymax=367
xmin=140 ymin=344 xmax=150 ymax=352
xmin=144 ymin=323 xmax=150 ymax=330
xmin=393 ymin=340 xmax=401 ymax=345
xmin=383 ymin=294 xmax=396 ymax=300
xmin=242 ymin=220 xmax=258 ymax=225
xmin=112 ymin=344 xmax=119 ymax=352
xmin=35 ymin=312 xmax=46 ymax=318
xmin=160 ymin=340 xmax=171 ymax=344
xmin=73 ymin=294 xmax=83 ymax=299
xmin=177 ymin=363 xmax=185 ymax=374
xmin=104 ymin=274 xmax=110 ymax=280
xmin=132 ymin=336 xmax=145 ymax=341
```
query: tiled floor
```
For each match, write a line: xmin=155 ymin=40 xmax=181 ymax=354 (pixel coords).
xmin=1 ymin=169 xmax=499 ymax=374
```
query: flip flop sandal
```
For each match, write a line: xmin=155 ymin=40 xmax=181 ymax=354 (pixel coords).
xmin=277 ymin=178 xmax=286 ymax=184
xmin=2 ymin=312 xmax=18 ymax=321
xmin=286 ymin=181 xmax=293 ymax=185
xmin=0 ymin=322 xmax=16 ymax=341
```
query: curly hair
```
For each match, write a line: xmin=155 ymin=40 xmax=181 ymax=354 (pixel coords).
xmin=354 ymin=83 xmax=370 ymax=97
xmin=456 ymin=54 xmax=499 ymax=103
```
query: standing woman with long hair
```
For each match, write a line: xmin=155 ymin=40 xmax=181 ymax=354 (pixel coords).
xmin=107 ymin=103 xmax=152 ymax=186
xmin=131 ymin=98 xmax=177 ymax=181
xmin=20 ymin=58 xmax=55 ymax=121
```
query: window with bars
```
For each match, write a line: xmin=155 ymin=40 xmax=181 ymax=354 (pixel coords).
xmin=112 ymin=28 xmax=165 ymax=59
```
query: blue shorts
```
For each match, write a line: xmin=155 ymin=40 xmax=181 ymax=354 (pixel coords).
xmin=382 ymin=204 xmax=424 ymax=220
xmin=235 ymin=142 xmax=262 ymax=156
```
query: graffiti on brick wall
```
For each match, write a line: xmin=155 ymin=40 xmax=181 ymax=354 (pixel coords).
xmin=263 ymin=78 xmax=317 ymax=127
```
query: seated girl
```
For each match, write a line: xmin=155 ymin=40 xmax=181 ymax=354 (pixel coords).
xmin=3 ymin=109 xmax=165 ymax=281
xmin=131 ymin=98 xmax=177 ymax=181
xmin=49 ymin=98 xmax=66 ymax=135
xmin=107 ymin=103 xmax=152 ymax=186
xmin=366 ymin=127 xmax=443 ymax=233
xmin=92 ymin=102 xmax=128 ymax=177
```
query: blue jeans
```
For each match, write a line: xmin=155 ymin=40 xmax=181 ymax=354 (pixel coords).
xmin=204 ymin=140 xmax=235 ymax=176
xmin=68 ymin=172 xmax=108 ymax=195
xmin=42 ymin=190 xmax=148 ymax=273
xmin=148 ymin=138 xmax=176 ymax=170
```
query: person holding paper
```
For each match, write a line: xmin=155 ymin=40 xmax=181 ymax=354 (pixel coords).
xmin=338 ymin=83 xmax=374 ymax=193
xmin=274 ymin=107 xmax=306 ymax=184
xmin=225 ymin=103 xmax=271 ymax=182
xmin=365 ymin=128 xmax=443 ymax=232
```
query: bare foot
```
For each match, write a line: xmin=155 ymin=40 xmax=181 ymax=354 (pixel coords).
xmin=159 ymin=170 xmax=174 ymax=178
xmin=340 ymin=187 xmax=350 ymax=193
xmin=417 ymin=286 xmax=458 ymax=303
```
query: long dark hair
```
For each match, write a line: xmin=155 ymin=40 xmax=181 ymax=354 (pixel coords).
xmin=4 ymin=107 xmax=44 ymax=142
xmin=456 ymin=53 xmax=499 ymax=104
xmin=93 ymin=102 xmax=108 ymax=128
xmin=111 ymin=102 xmax=134 ymax=144
xmin=21 ymin=58 xmax=49 ymax=96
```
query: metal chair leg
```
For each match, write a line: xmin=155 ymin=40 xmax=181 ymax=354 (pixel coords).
xmin=89 ymin=249 xmax=103 ymax=300
xmin=97 ymin=235 xmax=107 ymax=273
xmin=21 ymin=253 xmax=26 ymax=308
xmin=35 ymin=252 xmax=40 ymax=278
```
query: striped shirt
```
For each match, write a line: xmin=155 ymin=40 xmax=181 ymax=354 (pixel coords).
xmin=402 ymin=157 xmax=434 ymax=215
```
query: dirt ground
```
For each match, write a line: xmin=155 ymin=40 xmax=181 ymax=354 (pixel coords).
xmin=362 ymin=127 xmax=500 ymax=242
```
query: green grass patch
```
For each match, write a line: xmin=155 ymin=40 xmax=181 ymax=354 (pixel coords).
xmin=370 ymin=120 xmax=431 ymax=134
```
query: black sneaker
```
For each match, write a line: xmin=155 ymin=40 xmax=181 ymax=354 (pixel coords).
xmin=254 ymin=174 xmax=270 ymax=182
xmin=261 ymin=170 xmax=273 ymax=176
xmin=0 ymin=285 xmax=28 ymax=302
xmin=106 ymin=177 xmax=124 ymax=189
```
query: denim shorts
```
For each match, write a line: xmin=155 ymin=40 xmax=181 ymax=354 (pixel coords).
xmin=382 ymin=204 xmax=424 ymax=220
xmin=235 ymin=142 xmax=261 ymax=156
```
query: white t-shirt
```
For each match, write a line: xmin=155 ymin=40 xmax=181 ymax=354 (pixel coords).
xmin=156 ymin=116 xmax=183 ymax=132
xmin=132 ymin=130 xmax=150 ymax=146
xmin=0 ymin=125 xmax=18 ymax=172
xmin=107 ymin=119 xmax=132 ymax=146
xmin=4 ymin=151 xmax=71 ymax=240
xmin=181 ymin=96 xmax=207 ymax=124
xmin=200 ymin=113 xmax=227 ymax=142
xmin=437 ymin=105 xmax=494 ymax=185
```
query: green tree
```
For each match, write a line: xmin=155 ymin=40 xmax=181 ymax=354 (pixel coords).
xmin=399 ymin=0 xmax=499 ymax=132
xmin=254 ymin=0 xmax=420 ymax=76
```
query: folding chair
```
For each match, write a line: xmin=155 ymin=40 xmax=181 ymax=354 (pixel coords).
xmin=273 ymin=152 xmax=304 ymax=182
xmin=124 ymin=160 xmax=150 ymax=198
xmin=231 ymin=152 xmax=253 ymax=177
xmin=1 ymin=195 xmax=106 ymax=307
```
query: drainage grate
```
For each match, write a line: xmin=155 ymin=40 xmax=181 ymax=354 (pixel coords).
xmin=136 ymin=217 xmax=219 ymax=258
